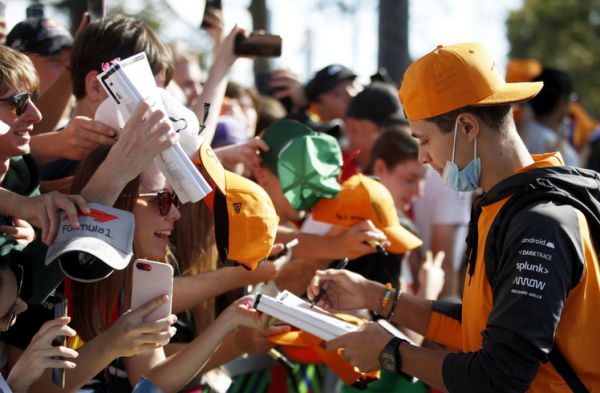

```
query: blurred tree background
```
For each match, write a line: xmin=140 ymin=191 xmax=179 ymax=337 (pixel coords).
xmin=507 ymin=0 xmax=600 ymax=115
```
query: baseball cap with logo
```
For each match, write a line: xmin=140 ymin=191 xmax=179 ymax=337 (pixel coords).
xmin=311 ymin=174 xmax=422 ymax=254
xmin=196 ymin=143 xmax=279 ymax=270
xmin=346 ymin=82 xmax=407 ymax=126
xmin=45 ymin=203 xmax=135 ymax=282
xmin=6 ymin=17 xmax=73 ymax=56
xmin=305 ymin=64 xmax=357 ymax=103
xmin=399 ymin=42 xmax=544 ymax=121
xmin=260 ymin=119 xmax=342 ymax=211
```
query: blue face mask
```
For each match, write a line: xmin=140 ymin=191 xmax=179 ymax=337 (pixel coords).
xmin=442 ymin=120 xmax=481 ymax=192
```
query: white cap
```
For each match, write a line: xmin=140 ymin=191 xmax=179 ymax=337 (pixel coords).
xmin=45 ymin=203 xmax=135 ymax=283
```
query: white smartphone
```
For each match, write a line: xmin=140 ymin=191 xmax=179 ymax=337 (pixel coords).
xmin=131 ymin=259 xmax=174 ymax=322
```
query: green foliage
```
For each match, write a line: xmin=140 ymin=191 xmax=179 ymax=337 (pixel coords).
xmin=507 ymin=0 xmax=600 ymax=114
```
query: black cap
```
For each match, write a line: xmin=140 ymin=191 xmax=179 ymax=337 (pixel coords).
xmin=6 ymin=17 xmax=73 ymax=56
xmin=305 ymin=64 xmax=356 ymax=103
xmin=346 ymin=82 xmax=407 ymax=126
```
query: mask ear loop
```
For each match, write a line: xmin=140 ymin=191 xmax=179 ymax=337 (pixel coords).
xmin=473 ymin=137 xmax=477 ymax=160
xmin=451 ymin=118 xmax=459 ymax=163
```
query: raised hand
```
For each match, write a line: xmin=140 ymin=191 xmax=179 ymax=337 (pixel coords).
xmin=59 ymin=116 xmax=117 ymax=160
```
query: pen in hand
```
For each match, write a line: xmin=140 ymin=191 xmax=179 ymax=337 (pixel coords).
xmin=310 ymin=257 xmax=349 ymax=308
xmin=365 ymin=239 xmax=388 ymax=255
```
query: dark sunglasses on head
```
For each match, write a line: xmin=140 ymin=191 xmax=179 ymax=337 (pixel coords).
xmin=1 ymin=264 xmax=23 ymax=332
xmin=0 ymin=92 xmax=37 ymax=117
xmin=123 ymin=190 xmax=180 ymax=216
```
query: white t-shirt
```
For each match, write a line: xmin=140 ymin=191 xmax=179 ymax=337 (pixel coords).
xmin=412 ymin=169 xmax=471 ymax=270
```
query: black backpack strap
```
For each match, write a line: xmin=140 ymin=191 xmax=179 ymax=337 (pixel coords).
xmin=484 ymin=179 xmax=596 ymax=392
xmin=548 ymin=347 xmax=589 ymax=393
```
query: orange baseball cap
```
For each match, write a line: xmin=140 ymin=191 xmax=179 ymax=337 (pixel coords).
xmin=196 ymin=143 xmax=279 ymax=270
xmin=399 ymin=42 xmax=544 ymax=120
xmin=311 ymin=174 xmax=422 ymax=254
xmin=505 ymin=58 xmax=543 ymax=83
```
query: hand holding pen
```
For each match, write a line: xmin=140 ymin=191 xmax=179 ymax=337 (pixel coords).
xmin=307 ymin=264 xmax=377 ymax=311
xmin=310 ymin=258 xmax=349 ymax=308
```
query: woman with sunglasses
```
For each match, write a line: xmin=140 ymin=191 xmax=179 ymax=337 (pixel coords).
xmin=39 ymin=142 xmax=274 ymax=393
xmin=0 ymin=257 xmax=79 ymax=393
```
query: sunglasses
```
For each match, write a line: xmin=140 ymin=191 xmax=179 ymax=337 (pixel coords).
xmin=123 ymin=190 xmax=180 ymax=216
xmin=1 ymin=264 xmax=23 ymax=332
xmin=0 ymin=92 xmax=37 ymax=117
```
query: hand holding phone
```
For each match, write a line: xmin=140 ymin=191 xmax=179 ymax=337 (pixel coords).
xmin=234 ymin=32 xmax=282 ymax=57
xmin=131 ymin=259 xmax=173 ymax=322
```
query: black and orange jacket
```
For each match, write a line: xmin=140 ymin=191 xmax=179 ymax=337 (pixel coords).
xmin=426 ymin=153 xmax=600 ymax=392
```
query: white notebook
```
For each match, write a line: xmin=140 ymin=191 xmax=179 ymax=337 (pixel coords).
xmin=253 ymin=290 xmax=358 ymax=341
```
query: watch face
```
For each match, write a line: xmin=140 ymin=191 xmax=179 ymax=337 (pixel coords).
xmin=379 ymin=352 xmax=396 ymax=372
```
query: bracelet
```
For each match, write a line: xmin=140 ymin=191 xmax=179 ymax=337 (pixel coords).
xmin=386 ymin=287 xmax=402 ymax=322
xmin=374 ymin=283 xmax=393 ymax=317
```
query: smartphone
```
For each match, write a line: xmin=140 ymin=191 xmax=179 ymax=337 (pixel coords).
xmin=0 ymin=1 xmax=7 ymax=18
xmin=87 ymin=0 xmax=105 ymax=20
xmin=26 ymin=4 xmax=44 ymax=18
xmin=234 ymin=32 xmax=282 ymax=57
xmin=201 ymin=0 xmax=222 ymax=29
xmin=131 ymin=259 xmax=173 ymax=322
xmin=50 ymin=294 xmax=68 ymax=388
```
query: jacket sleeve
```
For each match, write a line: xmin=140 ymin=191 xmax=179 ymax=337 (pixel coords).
xmin=442 ymin=202 xmax=585 ymax=393
xmin=426 ymin=300 xmax=463 ymax=350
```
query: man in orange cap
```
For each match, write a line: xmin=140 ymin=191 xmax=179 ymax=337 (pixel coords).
xmin=309 ymin=42 xmax=600 ymax=392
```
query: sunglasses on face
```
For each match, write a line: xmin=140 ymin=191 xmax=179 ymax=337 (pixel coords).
xmin=0 ymin=92 xmax=37 ymax=117
xmin=1 ymin=264 xmax=23 ymax=332
xmin=123 ymin=190 xmax=180 ymax=216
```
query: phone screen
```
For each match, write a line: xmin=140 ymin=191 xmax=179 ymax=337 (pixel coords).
xmin=51 ymin=295 xmax=68 ymax=388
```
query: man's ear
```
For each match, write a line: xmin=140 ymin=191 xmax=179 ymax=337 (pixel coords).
xmin=84 ymin=70 xmax=105 ymax=103
xmin=457 ymin=112 xmax=480 ymax=142
xmin=372 ymin=158 xmax=388 ymax=177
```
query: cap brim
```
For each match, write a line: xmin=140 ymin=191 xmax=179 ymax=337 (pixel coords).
xmin=382 ymin=225 xmax=423 ymax=254
xmin=198 ymin=142 xmax=226 ymax=193
xmin=475 ymin=81 xmax=543 ymax=106
xmin=51 ymin=237 xmax=131 ymax=283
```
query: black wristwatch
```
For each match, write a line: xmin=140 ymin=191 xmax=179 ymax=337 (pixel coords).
xmin=379 ymin=337 xmax=405 ymax=374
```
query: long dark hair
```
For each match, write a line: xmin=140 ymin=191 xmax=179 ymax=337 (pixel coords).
xmin=69 ymin=145 xmax=141 ymax=341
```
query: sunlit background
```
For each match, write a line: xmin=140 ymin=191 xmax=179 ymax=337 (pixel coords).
xmin=4 ymin=0 xmax=524 ymax=85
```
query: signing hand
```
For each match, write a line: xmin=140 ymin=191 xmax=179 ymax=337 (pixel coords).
xmin=327 ymin=220 xmax=389 ymax=260
xmin=307 ymin=268 xmax=378 ymax=311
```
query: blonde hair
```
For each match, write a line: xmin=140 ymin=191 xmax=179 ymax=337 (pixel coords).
xmin=0 ymin=46 xmax=39 ymax=95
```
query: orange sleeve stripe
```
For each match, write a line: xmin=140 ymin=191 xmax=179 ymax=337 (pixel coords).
xmin=426 ymin=311 xmax=463 ymax=350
